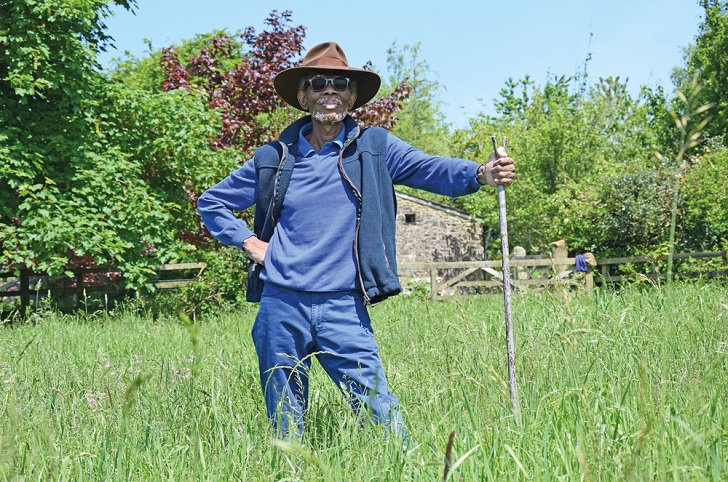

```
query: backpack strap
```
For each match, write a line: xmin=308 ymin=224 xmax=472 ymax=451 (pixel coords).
xmin=270 ymin=141 xmax=294 ymax=226
xmin=252 ymin=141 xmax=294 ymax=242
xmin=247 ymin=140 xmax=293 ymax=303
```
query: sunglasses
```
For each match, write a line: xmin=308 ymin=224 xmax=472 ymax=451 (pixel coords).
xmin=304 ymin=76 xmax=351 ymax=92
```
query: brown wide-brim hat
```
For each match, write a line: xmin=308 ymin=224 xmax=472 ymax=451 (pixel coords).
xmin=273 ymin=42 xmax=381 ymax=111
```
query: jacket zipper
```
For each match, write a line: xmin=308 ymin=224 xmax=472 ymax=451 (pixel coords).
xmin=336 ymin=128 xmax=372 ymax=305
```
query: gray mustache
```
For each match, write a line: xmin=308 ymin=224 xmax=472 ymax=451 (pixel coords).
xmin=316 ymin=97 xmax=342 ymax=105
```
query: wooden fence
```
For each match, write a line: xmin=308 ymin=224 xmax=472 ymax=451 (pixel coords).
xmin=399 ymin=250 xmax=728 ymax=300
xmin=3 ymin=251 xmax=726 ymax=313
xmin=0 ymin=263 xmax=206 ymax=316
xmin=595 ymin=251 xmax=727 ymax=283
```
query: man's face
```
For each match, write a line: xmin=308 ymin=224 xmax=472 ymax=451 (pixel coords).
xmin=297 ymin=71 xmax=357 ymax=125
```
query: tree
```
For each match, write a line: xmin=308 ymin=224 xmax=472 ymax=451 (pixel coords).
xmin=659 ymin=79 xmax=711 ymax=282
xmin=682 ymin=0 xmax=728 ymax=143
xmin=160 ymin=11 xmax=306 ymax=152
xmin=385 ymin=42 xmax=450 ymax=156
xmin=681 ymin=148 xmax=728 ymax=251
xmin=100 ymin=84 xmax=241 ymax=250
xmin=0 ymin=1 xmax=182 ymax=287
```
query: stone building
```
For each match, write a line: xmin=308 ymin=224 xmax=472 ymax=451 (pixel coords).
xmin=395 ymin=190 xmax=484 ymax=270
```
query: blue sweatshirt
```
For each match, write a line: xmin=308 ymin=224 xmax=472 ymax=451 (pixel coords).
xmin=263 ymin=122 xmax=359 ymax=291
xmin=198 ymin=116 xmax=483 ymax=300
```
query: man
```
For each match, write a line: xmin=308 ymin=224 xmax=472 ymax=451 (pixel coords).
xmin=198 ymin=42 xmax=515 ymax=439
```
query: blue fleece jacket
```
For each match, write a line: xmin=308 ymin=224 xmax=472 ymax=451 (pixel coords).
xmin=197 ymin=115 xmax=482 ymax=302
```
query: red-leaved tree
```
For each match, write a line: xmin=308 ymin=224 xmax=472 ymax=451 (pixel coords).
xmin=160 ymin=10 xmax=410 ymax=153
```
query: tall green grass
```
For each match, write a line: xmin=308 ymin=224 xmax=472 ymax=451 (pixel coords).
xmin=1 ymin=282 xmax=726 ymax=480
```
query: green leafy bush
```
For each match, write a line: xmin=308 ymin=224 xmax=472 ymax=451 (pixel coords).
xmin=680 ymin=148 xmax=728 ymax=250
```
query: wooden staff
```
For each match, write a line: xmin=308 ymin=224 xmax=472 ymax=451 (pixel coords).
xmin=491 ymin=135 xmax=520 ymax=423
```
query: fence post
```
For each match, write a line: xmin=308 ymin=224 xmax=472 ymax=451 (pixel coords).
xmin=20 ymin=269 xmax=30 ymax=317
xmin=585 ymin=269 xmax=594 ymax=290
xmin=552 ymin=240 xmax=568 ymax=277
xmin=430 ymin=269 xmax=436 ymax=301
xmin=75 ymin=272 xmax=84 ymax=310
xmin=514 ymin=246 xmax=528 ymax=281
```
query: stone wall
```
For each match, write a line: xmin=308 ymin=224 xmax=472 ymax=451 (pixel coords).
xmin=395 ymin=192 xmax=484 ymax=265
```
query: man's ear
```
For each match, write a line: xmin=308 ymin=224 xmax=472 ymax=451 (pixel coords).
xmin=348 ymin=92 xmax=357 ymax=111
xmin=297 ymin=90 xmax=308 ymax=111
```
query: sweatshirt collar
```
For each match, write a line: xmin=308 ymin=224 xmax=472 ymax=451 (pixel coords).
xmin=297 ymin=122 xmax=345 ymax=157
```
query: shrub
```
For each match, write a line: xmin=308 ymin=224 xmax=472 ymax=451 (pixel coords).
xmin=680 ymin=147 xmax=728 ymax=251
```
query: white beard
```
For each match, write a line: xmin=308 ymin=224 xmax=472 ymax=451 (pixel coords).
xmin=311 ymin=110 xmax=347 ymax=125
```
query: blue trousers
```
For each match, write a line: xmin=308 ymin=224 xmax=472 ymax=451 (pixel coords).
xmin=252 ymin=283 xmax=404 ymax=437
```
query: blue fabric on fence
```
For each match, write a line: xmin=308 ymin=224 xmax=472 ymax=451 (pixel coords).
xmin=575 ymin=254 xmax=588 ymax=272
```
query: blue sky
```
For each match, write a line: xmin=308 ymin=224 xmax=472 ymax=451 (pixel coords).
xmin=100 ymin=0 xmax=705 ymax=129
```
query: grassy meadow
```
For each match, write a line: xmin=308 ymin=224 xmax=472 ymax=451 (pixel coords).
xmin=1 ymin=282 xmax=726 ymax=481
